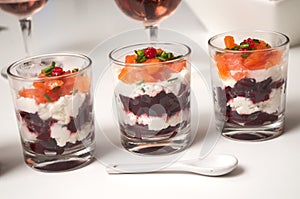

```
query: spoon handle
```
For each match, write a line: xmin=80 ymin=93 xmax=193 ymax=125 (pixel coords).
xmin=106 ymin=162 xmax=229 ymax=176
xmin=106 ymin=162 xmax=181 ymax=174
xmin=106 ymin=154 xmax=238 ymax=176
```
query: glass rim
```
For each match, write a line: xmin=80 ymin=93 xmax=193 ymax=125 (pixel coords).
xmin=7 ymin=53 xmax=92 ymax=81
xmin=109 ymin=42 xmax=191 ymax=66
xmin=208 ymin=30 xmax=290 ymax=53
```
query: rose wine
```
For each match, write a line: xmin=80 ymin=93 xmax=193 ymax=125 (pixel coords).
xmin=0 ymin=0 xmax=48 ymax=18
xmin=114 ymin=0 xmax=181 ymax=26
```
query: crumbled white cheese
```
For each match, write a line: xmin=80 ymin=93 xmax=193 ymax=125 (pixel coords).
xmin=17 ymin=93 xmax=91 ymax=147
xmin=228 ymin=88 xmax=283 ymax=115
xmin=121 ymin=109 xmax=190 ymax=131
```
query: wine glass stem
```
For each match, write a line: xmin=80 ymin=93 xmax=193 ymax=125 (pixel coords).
xmin=19 ymin=17 xmax=32 ymax=56
xmin=2 ymin=17 xmax=32 ymax=79
xmin=146 ymin=25 xmax=158 ymax=41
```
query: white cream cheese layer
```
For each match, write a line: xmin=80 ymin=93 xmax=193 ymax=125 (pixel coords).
xmin=220 ymin=64 xmax=285 ymax=115
xmin=121 ymin=109 xmax=190 ymax=131
xmin=228 ymin=88 xmax=283 ymax=115
xmin=222 ymin=64 xmax=284 ymax=87
xmin=50 ymin=122 xmax=92 ymax=147
xmin=16 ymin=93 xmax=86 ymax=124
xmin=17 ymin=93 xmax=90 ymax=147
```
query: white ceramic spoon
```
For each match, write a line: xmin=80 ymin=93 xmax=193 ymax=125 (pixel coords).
xmin=106 ymin=154 xmax=238 ymax=176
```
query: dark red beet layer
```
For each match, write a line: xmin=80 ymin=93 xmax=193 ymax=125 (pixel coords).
xmin=215 ymin=77 xmax=285 ymax=126
xmin=120 ymin=122 xmax=188 ymax=139
xmin=119 ymin=84 xmax=190 ymax=139
xmin=225 ymin=77 xmax=284 ymax=103
xmin=119 ymin=84 xmax=189 ymax=118
xmin=19 ymin=94 xmax=93 ymax=155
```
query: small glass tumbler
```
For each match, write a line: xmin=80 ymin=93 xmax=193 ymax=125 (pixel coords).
xmin=7 ymin=53 xmax=95 ymax=171
xmin=208 ymin=30 xmax=289 ymax=141
xmin=110 ymin=42 xmax=191 ymax=155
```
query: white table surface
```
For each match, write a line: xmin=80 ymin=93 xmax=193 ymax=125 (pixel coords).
xmin=1 ymin=0 xmax=300 ymax=198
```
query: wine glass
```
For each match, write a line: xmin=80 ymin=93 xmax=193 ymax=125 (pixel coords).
xmin=0 ymin=0 xmax=48 ymax=78
xmin=114 ymin=0 xmax=182 ymax=41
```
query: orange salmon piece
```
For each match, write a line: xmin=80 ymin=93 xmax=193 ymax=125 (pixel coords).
xmin=224 ymin=36 xmax=238 ymax=49
xmin=253 ymin=40 xmax=271 ymax=50
xmin=118 ymin=66 xmax=158 ymax=84
xmin=215 ymin=53 xmax=247 ymax=80
xmin=244 ymin=52 xmax=271 ymax=69
xmin=168 ymin=60 xmax=186 ymax=73
xmin=232 ymin=71 xmax=249 ymax=80
xmin=244 ymin=50 xmax=282 ymax=70
xmin=145 ymin=58 xmax=160 ymax=63
xmin=267 ymin=50 xmax=282 ymax=66
xmin=125 ymin=55 xmax=136 ymax=63
xmin=75 ymin=75 xmax=91 ymax=93
xmin=118 ymin=67 xmax=132 ymax=82
xmin=215 ymin=54 xmax=230 ymax=79
xmin=33 ymin=82 xmax=46 ymax=89
xmin=145 ymin=64 xmax=163 ymax=75
xmin=19 ymin=88 xmax=49 ymax=104
xmin=33 ymin=80 xmax=64 ymax=90
xmin=60 ymin=76 xmax=76 ymax=95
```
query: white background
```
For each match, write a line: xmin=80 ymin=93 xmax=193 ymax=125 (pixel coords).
xmin=1 ymin=0 xmax=300 ymax=198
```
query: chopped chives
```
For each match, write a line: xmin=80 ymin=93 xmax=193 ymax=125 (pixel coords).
xmin=241 ymin=54 xmax=249 ymax=58
xmin=52 ymin=86 xmax=61 ymax=92
xmin=41 ymin=65 xmax=54 ymax=74
xmin=240 ymin=43 xmax=250 ymax=49
xmin=137 ymin=80 xmax=144 ymax=86
xmin=70 ymin=89 xmax=78 ymax=95
xmin=253 ymin=39 xmax=260 ymax=43
xmin=44 ymin=94 xmax=51 ymax=102
xmin=168 ymin=77 xmax=178 ymax=82
xmin=157 ymin=57 xmax=166 ymax=61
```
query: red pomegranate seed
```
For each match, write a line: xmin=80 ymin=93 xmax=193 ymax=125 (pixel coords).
xmin=51 ymin=67 xmax=64 ymax=76
xmin=243 ymin=38 xmax=255 ymax=49
xmin=144 ymin=47 xmax=157 ymax=59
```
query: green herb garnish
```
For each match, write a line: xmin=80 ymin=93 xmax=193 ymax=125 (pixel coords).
xmin=141 ymin=87 xmax=146 ymax=93
xmin=241 ymin=54 xmax=249 ymax=58
xmin=135 ymin=49 xmax=147 ymax=63
xmin=41 ymin=61 xmax=56 ymax=76
xmin=156 ymin=51 xmax=174 ymax=61
xmin=70 ymin=89 xmax=78 ymax=95
xmin=41 ymin=65 xmax=54 ymax=74
xmin=136 ymin=56 xmax=146 ymax=63
xmin=133 ymin=48 xmax=182 ymax=63
xmin=135 ymin=49 xmax=144 ymax=56
xmin=156 ymin=56 xmax=166 ymax=61
xmin=253 ymin=39 xmax=260 ymax=43
xmin=231 ymin=46 xmax=239 ymax=50
xmin=44 ymin=94 xmax=51 ymax=102
xmin=168 ymin=77 xmax=178 ymax=82
xmin=52 ymin=86 xmax=61 ymax=92
xmin=137 ymin=80 xmax=144 ymax=86
xmin=240 ymin=43 xmax=250 ymax=49
xmin=72 ymin=68 xmax=79 ymax=73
